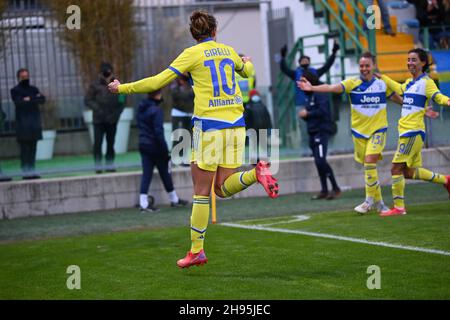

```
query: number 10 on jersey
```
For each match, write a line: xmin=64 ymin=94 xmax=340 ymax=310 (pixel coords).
xmin=204 ymin=58 xmax=236 ymax=97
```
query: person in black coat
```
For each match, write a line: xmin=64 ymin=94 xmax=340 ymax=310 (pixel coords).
xmin=85 ymin=62 xmax=124 ymax=173
xmin=10 ymin=68 xmax=46 ymax=179
xmin=137 ymin=90 xmax=188 ymax=212
xmin=299 ymin=71 xmax=341 ymax=200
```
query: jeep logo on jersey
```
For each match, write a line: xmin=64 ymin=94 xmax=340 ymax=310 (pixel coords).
xmin=360 ymin=95 xmax=381 ymax=104
xmin=403 ymin=97 xmax=414 ymax=105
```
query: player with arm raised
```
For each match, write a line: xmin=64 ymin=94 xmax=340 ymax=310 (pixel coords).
xmin=109 ymin=10 xmax=279 ymax=268
xmin=376 ymin=48 xmax=450 ymax=216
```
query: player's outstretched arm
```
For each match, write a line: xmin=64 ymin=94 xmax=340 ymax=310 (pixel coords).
xmin=426 ymin=78 xmax=450 ymax=107
xmin=297 ymin=77 xmax=343 ymax=94
xmin=109 ymin=69 xmax=177 ymax=95
xmin=235 ymin=55 xmax=255 ymax=79
xmin=376 ymin=73 xmax=404 ymax=96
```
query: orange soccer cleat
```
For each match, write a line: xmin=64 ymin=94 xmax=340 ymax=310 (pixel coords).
xmin=379 ymin=207 xmax=407 ymax=217
xmin=177 ymin=249 xmax=208 ymax=269
xmin=255 ymin=161 xmax=279 ymax=199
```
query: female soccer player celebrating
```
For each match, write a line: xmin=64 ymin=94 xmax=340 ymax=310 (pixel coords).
xmin=298 ymin=52 xmax=402 ymax=214
xmin=376 ymin=48 xmax=450 ymax=216
xmin=108 ymin=10 xmax=279 ymax=268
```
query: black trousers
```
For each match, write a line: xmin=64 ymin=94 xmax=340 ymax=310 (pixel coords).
xmin=18 ymin=140 xmax=37 ymax=173
xmin=139 ymin=144 xmax=174 ymax=195
xmin=309 ymin=132 xmax=339 ymax=193
xmin=93 ymin=122 xmax=117 ymax=167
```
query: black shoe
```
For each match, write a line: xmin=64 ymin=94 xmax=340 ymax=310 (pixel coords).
xmin=171 ymin=199 xmax=189 ymax=207
xmin=23 ymin=174 xmax=41 ymax=180
xmin=0 ymin=176 xmax=12 ymax=182
xmin=326 ymin=189 xmax=342 ymax=200
xmin=311 ymin=192 xmax=328 ymax=200
xmin=148 ymin=195 xmax=155 ymax=207
xmin=140 ymin=205 xmax=159 ymax=213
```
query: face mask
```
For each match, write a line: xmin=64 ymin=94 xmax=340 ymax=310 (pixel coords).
xmin=19 ymin=79 xmax=30 ymax=86
xmin=300 ymin=64 xmax=310 ymax=70
xmin=251 ymin=95 xmax=261 ymax=103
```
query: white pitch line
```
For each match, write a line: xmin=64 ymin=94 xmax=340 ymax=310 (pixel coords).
xmin=221 ymin=222 xmax=450 ymax=256
xmin=256 ymin=215 xmax=311 ymax=227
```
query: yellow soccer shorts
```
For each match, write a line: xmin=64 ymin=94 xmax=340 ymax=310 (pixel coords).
xmin=352 ymin=131 xmax=386 ymax=164
xmin=191 ymin=126 xmax=245 ymax=172
xmin=392 ymin=135 xmax=423 ymax=168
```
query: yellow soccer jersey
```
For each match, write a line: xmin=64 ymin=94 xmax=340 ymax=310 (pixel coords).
xmin=118 ymin=37 xmax=254 ymax=131
xmin=381 ymin=74 xmax=450 ymax=139
xmin=341 ymin=77 xmax=393 ymax=138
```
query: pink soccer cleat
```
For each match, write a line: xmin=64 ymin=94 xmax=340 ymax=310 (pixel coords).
xmin=177 ymin=249 xmax=208 ymax=269
xmin=379 ymin=207 xmax=407 ymax=217
xmin=255 ymin=161 xmax=279 ymax=199
xmin=444 ymin=175 xmax=450 ymax=199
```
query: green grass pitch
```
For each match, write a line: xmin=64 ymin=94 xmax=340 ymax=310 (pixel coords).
xmin=0 ymin=182 xmax=449 ymax=299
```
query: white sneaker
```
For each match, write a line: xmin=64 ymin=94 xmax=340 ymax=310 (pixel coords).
xmin=354 ymin=200 xmax=373 ymax=214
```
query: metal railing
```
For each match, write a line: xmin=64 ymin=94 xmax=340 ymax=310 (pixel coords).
xmin=0 ymin=0 xmax=196 ymax=136
xmin=273 ymin=0 xmax=375 ymax=147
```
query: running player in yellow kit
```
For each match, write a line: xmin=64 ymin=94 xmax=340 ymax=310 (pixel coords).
xmin=377 ymin=48 xmax=450 ymax=216
xmin=108 ymin=10 xmax=279 ymax=268
xmin=299 ymin=52 xmax=402 ymax=214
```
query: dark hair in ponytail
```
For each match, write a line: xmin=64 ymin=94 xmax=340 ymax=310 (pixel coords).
xmin=408 ymin=48 xmax=430 ymax=72
xmin=189 ymin=10 xmax=217 ymax=42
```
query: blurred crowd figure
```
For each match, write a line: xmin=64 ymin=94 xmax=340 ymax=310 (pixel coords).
xmin=279 ymin=41 xmax=339 ymax=112
xmin=85 ymin=62 xmax=125 ymax=173
xmin=136 ymin=90 xmax=188 ymax=212
xmin=10 ymin=68 xmax=46 ymax=179
xmin=170 ymin=74 xmax=194 ymax=166
xmin=407 ymin=0 xmax=450 ymax=49
xmin=0 ymin=94 xmax=12 ymax=182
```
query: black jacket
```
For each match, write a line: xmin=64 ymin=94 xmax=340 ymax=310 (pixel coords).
xmin=171 ymin=84 xmax=194 ymax=114
xmin=10 ymin=82 xmax=46 ymax=141
xmin=244 ymin=99 xmax=272 ymax=131
xmin=137 ymin=98 xmax=169 ymax=156
xmin=85 ymin=76 xmax=124 ymax=124
xmin=302 ymin=92 xmax=334 ymax=135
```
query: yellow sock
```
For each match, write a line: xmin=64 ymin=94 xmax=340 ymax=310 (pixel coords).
xmin=190 ymin=195 xmax=210 ymax=254
xmin=221 ymin=168 xmax=257 ymax=198
xmin=392 ymin=174 xmax=405 ymax=208
xmin=364 ymin=163 xmax=382 ymax=202
xmin=413 ymin=168 xmax=447 ymax=184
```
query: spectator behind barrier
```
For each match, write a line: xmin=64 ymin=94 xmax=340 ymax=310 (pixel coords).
xmin=10 ymin=68 xmax=46 ymax=180
xmin=85 ymin=62 xmax=125 ymax=173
